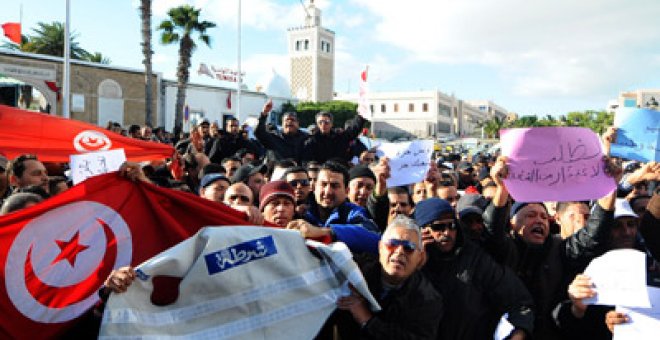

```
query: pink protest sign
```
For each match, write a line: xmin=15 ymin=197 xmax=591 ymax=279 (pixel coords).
xmin=500 ymin=127 xmax=616 ymax=202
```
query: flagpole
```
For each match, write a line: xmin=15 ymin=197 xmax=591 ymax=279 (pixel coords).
xmin=236 ymin=0 xmax=241 ymax=121
xmin=62 ymin=0 xmax=71 ymax=118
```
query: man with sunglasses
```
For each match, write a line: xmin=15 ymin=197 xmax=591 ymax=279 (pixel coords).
xmin=284 ymin=166 xmax=313 ymax=216
xmin=334 ymin=215 xmax=443 ymax=339
xmin=302 ymin=111 xmax=367 ymax=164
xmin=414 ymin=198 xmax=535 ymax=339
xmin=223 ymin=182 xmax=264 ymax=225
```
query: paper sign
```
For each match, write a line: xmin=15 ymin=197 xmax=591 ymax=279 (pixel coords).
xmin=613 ymin=286 xmax=660 ymax=340
xmin=377 ymin=140 xmax=434 ymax=187
xmin=611 ymin=108 xmax=660 ymax=162
xmin=584 ymin=249 xmax=650 ymax=308
xmin=70 ymin=149 xmax=126 ymax=185
xmin=501 ymin=127 xmax=615 ymax=202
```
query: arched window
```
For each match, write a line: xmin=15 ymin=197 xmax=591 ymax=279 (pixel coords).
xmin=295 ymin=41 xmax=301 ymax=51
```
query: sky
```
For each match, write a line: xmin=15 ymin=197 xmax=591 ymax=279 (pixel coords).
xmin=1 ymin=0 xmax=659 ymax=116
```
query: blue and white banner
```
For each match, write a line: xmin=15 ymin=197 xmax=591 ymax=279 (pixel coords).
xmin=99 ymin=226 xmax=379 ymax=339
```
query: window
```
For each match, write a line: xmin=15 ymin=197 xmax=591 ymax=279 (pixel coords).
xmin=393 ymin=103 xmax=399 ymax=112
xmin=409 ymin=103 xmax=414 ymax=112
xmin=423 ymin=103 xmax=429 ymax=112
xmin=381 ymin=104 xmax=386 ymax=113
xmin=438 ymin=103 xmax=451 ymax=117
xmin=326 ymin=42 xmax=331 ymax=52
xmin=370 ymin=105 xmax=374 ymax=113
xmin=295 ymin=41 xmax=301 ymax=51
xmin=304 ymin=39 xmax=309 ymax=50
xmin=321 ymin=41 xmax=325 ymax=51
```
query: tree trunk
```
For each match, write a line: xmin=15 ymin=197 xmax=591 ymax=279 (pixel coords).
xmin=174 ymin=35 xmax=193 ymax=138
xmin=140 ymin=0 xmax=154 ymax=127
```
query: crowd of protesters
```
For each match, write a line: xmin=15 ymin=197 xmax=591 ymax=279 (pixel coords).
xmin=0 ymin=99 xmax=658 ymax=339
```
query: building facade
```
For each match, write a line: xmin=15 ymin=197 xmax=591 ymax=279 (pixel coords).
xmin=335 ymin=90 xmax=501 ymax=140
xmin=607 ymin=89 xmax=660 ymax=112
xmin=287 ymin=1 xmax=334 ymax=102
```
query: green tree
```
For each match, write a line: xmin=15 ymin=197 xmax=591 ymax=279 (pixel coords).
xmin=295 ymin=100 xmax=360 ymax=129
xmin=563 ymin=110 xmax=613 ymax=134
xmin=82 ymin=51 xmax=111 ymax=64
xmin=24 ymin=22 xmax=89 ymax=59
xmin=140 ymin=0 xmax=155 ymax=126
xmin=478 ymin=116 xmax=506 ymax=138
xmin=158 ymin=5 xmax=216 ymax=136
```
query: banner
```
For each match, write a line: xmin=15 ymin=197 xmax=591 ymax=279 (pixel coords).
xmin=611 ymin=108 xmax=659 ymax=162
xmin=0 ymin=173 xmax=256 ymax=338
xmin=501 ymin=127 xmax=616 ymax=202
xmin=0 ymin=105 xmax=174 ymax=162
xmin=100 ymin=227 xmax=379 ymax=339
xmin=377 ymin=140 xmax=434 ymax=187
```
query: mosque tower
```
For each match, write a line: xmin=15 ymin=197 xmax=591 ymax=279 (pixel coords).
xmin=287 ymin=0 xmax=335 ymax=102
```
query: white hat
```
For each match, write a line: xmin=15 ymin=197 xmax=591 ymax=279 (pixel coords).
xmin=614 ymin=198 xmax=638 ymax=219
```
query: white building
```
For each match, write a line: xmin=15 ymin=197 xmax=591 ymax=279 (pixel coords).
xmin=161 ymin=72 xmax=297 ymax=132
xmin=335 ymin=90 xmax=497 ymax=139
xmin=287 ymin=0 xmax=334 ymax=102
xmin=464 ymin=100 xmax=508 ymax=120
xmin=607 ymin=89 xmax=660 ymax=112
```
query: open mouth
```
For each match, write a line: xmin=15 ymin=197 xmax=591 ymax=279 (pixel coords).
xmin=530 ymin=225 xmax=545 ymax=236
xmin=390 ymin=257 xmax=406 ymax=268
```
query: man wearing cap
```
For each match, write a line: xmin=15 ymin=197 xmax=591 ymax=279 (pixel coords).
xmin=199 ymin=173 xmax=231 ymax=203
xmin=231 ymin=164 xmax=267 ymax=205
xmin=482 ymin=156 xmax=619 ymax=339
xmin=456 ymin=193 xmax=489 ymax=243
xmin=0 ymin=155 xmax=10 ymax=206
xmin=334 ymin=215 xmax=443 ymax=339
xmin=259 ymin=180 xmax=296 ymax=227
xmin=347 ymin=165 xmax=376 ymax=209
xmin=414 ymin=198 xmax=535 ymax=339
xmin=255 ymin=99 xmax=309 ymax=164
xmin=302 ymin=111 xmax=367 ymax=164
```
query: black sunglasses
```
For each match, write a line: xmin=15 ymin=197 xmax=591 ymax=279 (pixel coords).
xmin=228 ymin=194 xmax=250 ymax=203
xmin=426 ymin=222 xmax=456 ymax=232
xmin=382 ymin=239 xmax=418 ymax=254
xmin=288 ymin=179 xmax=310 ymax=187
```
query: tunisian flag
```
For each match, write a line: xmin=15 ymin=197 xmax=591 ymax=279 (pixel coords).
xmin=357 ymin=66 xmax=372 ymax=120
xmin=1 ymin=22 xmax=21 ymax=44
xmin=0 ymin=105 xmax=173 ymax=162
xmin=0 ymin=173 xmax=256 ymax=338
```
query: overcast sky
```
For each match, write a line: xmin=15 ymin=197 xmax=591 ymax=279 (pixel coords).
xmin=2 ymin=0 xmax=659 ymax=116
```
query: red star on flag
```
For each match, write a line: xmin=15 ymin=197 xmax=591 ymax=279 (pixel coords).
xmin=52 ymin=231 xmax=89 ymax=267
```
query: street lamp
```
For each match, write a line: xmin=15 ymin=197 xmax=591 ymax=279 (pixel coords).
xmin=645 ymin=96 xmax=658 ymax=110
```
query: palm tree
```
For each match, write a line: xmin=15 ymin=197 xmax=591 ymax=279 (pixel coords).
xmin=25 ymin=22 xmax=89 ymax=59
xmin=82 ymin=51 xmax=111 ymax=64
xmin=1 ymin=34 xmax=30 ymax=51
xmin=157 ymin=5 xmax=216 ymax=136
xmin=140 ymin=0 xmax=154 ymax=126
xmin=478 ymin=116 xmax=506 ymax=138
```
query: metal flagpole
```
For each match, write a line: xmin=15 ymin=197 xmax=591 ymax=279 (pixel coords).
xmin=62 ymin=0 xmax=71 ymax=118
xmin=236 ymin=0 xmax=241 ymax=120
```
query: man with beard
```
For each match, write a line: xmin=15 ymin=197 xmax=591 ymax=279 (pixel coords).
xmin=482 ymin=156 xmax=619 ymax=339
xmin=414 ymin=198 xmax=535 ymax=339
xmin=255 ymin=99 xmax=309 ymax=164
xmin=8 ymin=154 xmax=49 ymax=195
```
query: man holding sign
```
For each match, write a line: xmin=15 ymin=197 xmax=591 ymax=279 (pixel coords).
xmin=479 ymin=126 xmax=622 ymax=339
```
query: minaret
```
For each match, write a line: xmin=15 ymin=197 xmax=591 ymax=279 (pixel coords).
xmin=287 ymin=0 xmax=335 ymax=102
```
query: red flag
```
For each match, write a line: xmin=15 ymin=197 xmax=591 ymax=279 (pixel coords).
xmin=1 ymin=22 xmax=21 ymax=44
xmin=357 ymin=66 xmax=371 ymax=119
xmin=0 ymin=105 xmax=174 ymax=162
xmin=0 ymin=173 xmax=258 ymax=338
xmin=226 ymin=91 xmax=232 ymax=109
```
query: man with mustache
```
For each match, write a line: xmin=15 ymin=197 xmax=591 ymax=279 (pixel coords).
xmin=8 ymin=154 xmax=49 ymax=195
xmin=414 ymin=198 xmax=535 ymax=339
xmin=482 ymin=156 xmax=619 ymax=339
xmin=255 ymin=99 xmax=308 ymax=164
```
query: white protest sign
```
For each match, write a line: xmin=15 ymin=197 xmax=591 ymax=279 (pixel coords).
xmin=613 ymin=286 xmax=660 ymax=340
xmin=100 ymin=227 xmax=379 ymax=339
xmin=377 ymin=140 xmax=434 ymax=187
xmin=584 ymin=249 xmax=650 ymax=308
xmin=70 ymin=149 xmax=126 ymax=185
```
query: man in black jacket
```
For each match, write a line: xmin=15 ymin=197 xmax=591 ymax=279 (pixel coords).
xmin=335 ymin=215 xmax=443 ymax=340
xmin=207 ymin=117 xmax=258 ymax=164
xmin=303 ymin=111 xmax=366 ymax=164
xmin=254 ymin=99 xmax=308 ymax=163
xmin=415 ymin=198 xmax=535 ymax=339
